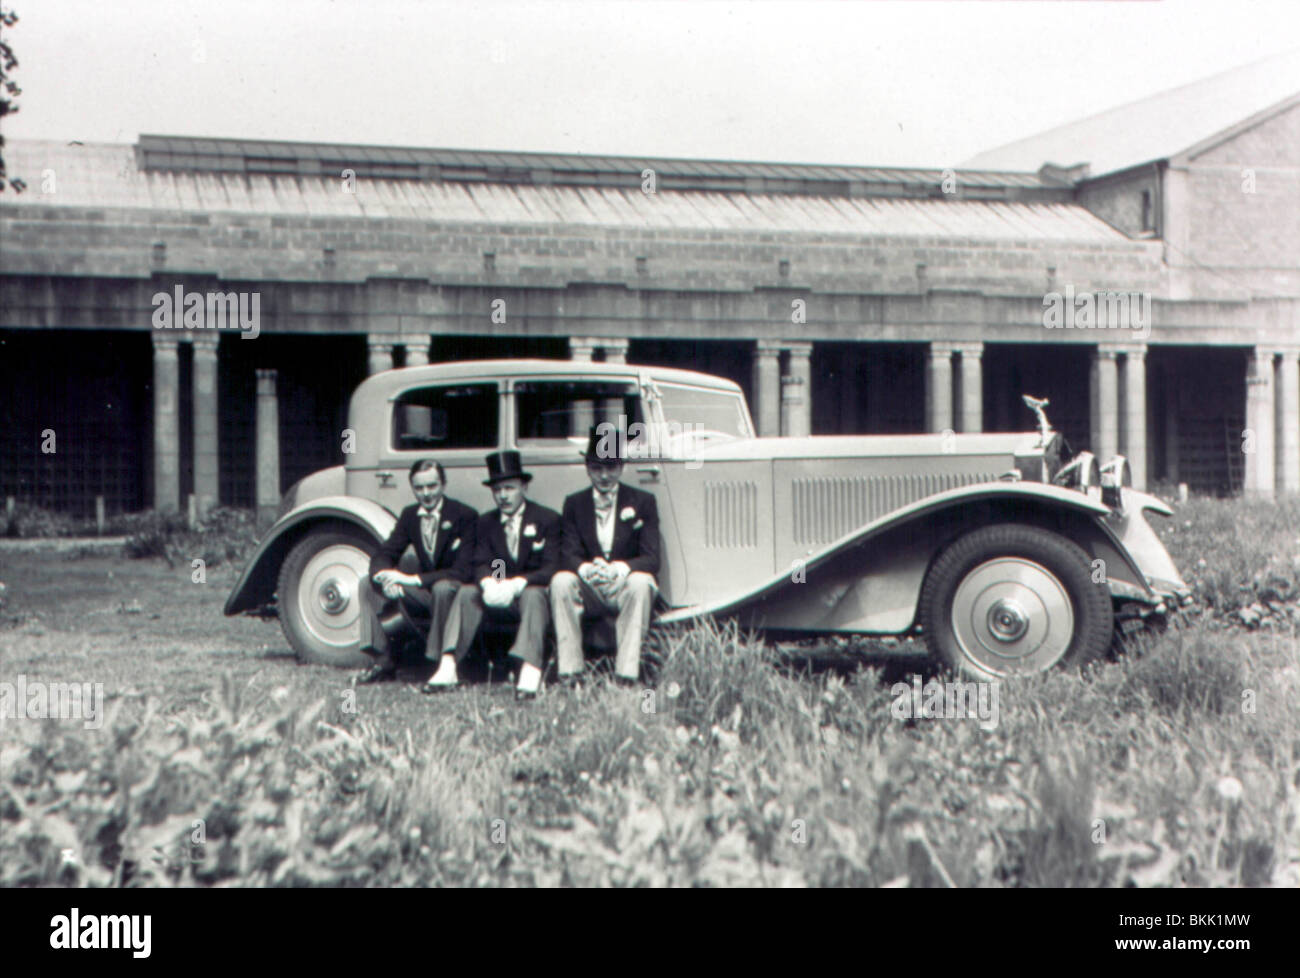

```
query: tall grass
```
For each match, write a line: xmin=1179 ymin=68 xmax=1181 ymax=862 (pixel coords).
xmin=3 ymin=497 xmax=1297 ymax=887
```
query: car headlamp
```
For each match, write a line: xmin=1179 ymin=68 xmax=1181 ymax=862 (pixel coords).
xmin=1052 ymin=450 xmax=1099 ymax=492
xmin=1099 ymin=456 xmax=1131 ymax=510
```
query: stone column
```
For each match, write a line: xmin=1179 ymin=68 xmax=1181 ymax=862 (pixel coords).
xmin=925 ymin=342 xmax=954 ymax=434
xmin=191 ymin=334 xmax=220 ymax=515
xmin=568 ymin=336 xmax=597 ymax=362
xmin=569 ymin=337 xmax=597 ymax=436
xmin=151 ymin=332 xmax=181 ymax=511
xmin=752 ymin=340 xmax=782 ymax=438
xmin=255 ymin=369 xmax=282 ymax=521
xmin=1163 ymin=362 xmax=1180 ymax=484
xmin=367 ymin=334 xmax=395 ymax=375
xmin=601 ymin=338 xmax=629 ymax=365
xmin=1090 ymin=346 xmax=1120 ymax=461
xmin=402 ymin=336 xmax=431 ymax=367
xmin=1243 ymin=347 xmax=1276 ymax=499
xmin=400 ymin=336 xmax=432 ymax=438
xmin=1120 ymin=346 xmax=1147 ymax=490
xmin=1278 ymin=348 xmax=1300 ymax=495
xmin=781 ymin=341 xmax=813 ymax=438
xmin=954 ymin=341 xmax=983 ymax=434
xmin=599 ymin=338 xmax=630 ymax=425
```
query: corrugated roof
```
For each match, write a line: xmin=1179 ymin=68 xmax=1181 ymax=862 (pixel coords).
xmin=2 ymin=140 xmax=1130 ymax=243
xmin=962 ymin=50 xmax=1300 ymax=177
xmin=131 ymin=132 xmax=1050 ymax=193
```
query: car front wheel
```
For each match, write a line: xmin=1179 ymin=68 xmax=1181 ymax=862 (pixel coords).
xmin=277 ymin=527 xmax=376 ymax=668
xmin=918 ymin=523 xmax=1112 ymax=680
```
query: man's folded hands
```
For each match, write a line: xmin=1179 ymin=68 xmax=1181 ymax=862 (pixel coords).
xmin=579 ymin=558 xmax=630 ymax=598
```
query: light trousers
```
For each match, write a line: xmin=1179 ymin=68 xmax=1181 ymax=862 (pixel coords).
xmin=550 ymin=570 xmax=656 ymax=680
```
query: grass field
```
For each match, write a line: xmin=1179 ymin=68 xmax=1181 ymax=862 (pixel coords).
xmin=1 ymin=495 xmax=1297 ymax=887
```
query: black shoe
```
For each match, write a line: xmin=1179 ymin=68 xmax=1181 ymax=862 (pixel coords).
xmin=514 ymin=687 xmax=539 ymax=702
xmin=420 ymin=680 xmax=459 ymax=695
xmin=358 ymin=662 xmax=397 ymax=685
xmin=557 ymin=673 xmax=585 ymax=689
xmin=612 ymin=675 xmax=639 ymax=689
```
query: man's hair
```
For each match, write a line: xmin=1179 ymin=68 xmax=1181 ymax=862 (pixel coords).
xmin=409 ymin=459 xmax=446 ymax=483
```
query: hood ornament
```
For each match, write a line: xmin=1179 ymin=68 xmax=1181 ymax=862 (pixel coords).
xmin=1022 ymin=394 xmax=1053 ymax=448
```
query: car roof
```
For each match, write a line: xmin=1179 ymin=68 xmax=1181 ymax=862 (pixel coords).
xmin=356 ymin=359 xmax=745 ymax=396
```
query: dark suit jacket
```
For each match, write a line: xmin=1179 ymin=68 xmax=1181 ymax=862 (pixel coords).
xmin=369 ymin=497 xmax=477 ymax=587
xmin=472 ymin=499 xmax=562 ymax=588
xmin=560 ymin=483 xmax=660 ymax=577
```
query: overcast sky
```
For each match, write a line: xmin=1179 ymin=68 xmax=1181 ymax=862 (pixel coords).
xmin=4 ymin=0 xmax=1298 ymax=167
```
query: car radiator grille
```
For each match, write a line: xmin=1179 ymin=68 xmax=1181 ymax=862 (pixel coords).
xmin=791 ymin=472 xmax=992 ymax=545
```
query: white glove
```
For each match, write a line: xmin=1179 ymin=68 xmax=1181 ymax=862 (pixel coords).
xmin=481 ymin=577 xmax=510 ymax=609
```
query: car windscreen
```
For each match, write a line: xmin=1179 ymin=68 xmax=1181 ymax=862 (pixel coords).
xmin=654 ymin=383 xmax=752 ymax=441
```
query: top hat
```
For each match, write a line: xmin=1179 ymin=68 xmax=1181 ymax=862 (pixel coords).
xmin=581 ymin=424 xmax=628 ymax=465
xmin=482 ymin=450 xmax=533 ymax=486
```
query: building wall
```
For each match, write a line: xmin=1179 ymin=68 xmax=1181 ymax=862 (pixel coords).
xmin=1180 ymin=102 xmax=1300 ymax=297
xmin=1078 ymin=166 xmax=1160 ymax=240
xmin=0 ymin=207 xmax=1166 ymax=303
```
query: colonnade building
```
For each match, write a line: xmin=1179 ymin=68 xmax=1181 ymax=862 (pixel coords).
xmin=2 ymin=66 xmax=1297 ymax=517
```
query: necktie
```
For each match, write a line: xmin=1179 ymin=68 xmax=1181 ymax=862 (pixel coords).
xmin=503 ymin=511 xmax=520 ymax=562
xmin=420 ymin=506 xmax=440 ymax=555
xmin=594 ymin=489 xmax=616 ymax=557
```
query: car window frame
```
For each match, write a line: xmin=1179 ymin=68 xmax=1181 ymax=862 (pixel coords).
xmin=386 ymin=378 xmax=506 ymax=456
xmin=506 ymin=372 xmax=645 ymax=452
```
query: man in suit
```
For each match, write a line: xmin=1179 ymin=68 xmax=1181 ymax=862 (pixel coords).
xmin=358 ymin=459 xmax=477 ymax=684
xmin=551 ymin=425 xmax=660 ymax=685
xmin=430 ymin=451 xmax=560 ymax=699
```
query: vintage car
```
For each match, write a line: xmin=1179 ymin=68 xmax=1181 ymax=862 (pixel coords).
xmin=224 ymin=360 xmax=1191 ymax=679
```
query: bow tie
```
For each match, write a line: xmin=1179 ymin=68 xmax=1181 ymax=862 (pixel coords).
xmin=594 ymin=490 xmax=616 ymax=512
xmin=501 ymin=510 xmax=522 ymax=524
xmin=420 ymin=506 xmax=440 ymax=520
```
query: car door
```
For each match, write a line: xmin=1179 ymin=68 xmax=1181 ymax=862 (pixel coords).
xmin=507 ymin=372 xmax=685 ymax=604
xmin=347 ymin=378 xmax=505 ymax=515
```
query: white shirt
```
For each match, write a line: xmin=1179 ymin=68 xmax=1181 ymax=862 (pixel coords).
xmin=593 ymin=488 xmax=617 ymax=557
xmin=418 ymin=500 xmax=443 ymax=556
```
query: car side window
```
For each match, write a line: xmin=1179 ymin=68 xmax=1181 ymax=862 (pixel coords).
xmin=514 ymin=379 xmax=643 ymax=444
xmin=392 ymin=383 xmax=499 ymax=451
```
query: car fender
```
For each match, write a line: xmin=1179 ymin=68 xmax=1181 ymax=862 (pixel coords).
xmin=657 ymin=481 xmax=1146 ymax=635
xmin=223 ymin=497 xmax=396 ymax=615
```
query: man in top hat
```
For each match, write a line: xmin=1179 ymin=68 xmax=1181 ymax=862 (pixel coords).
xmin=358 ymin=458 xmax=478 ymax=684
xmin=550 ymin=424 xmax=661 ymax=685
xmin=425 ymin=451 xmax=561 ymax=699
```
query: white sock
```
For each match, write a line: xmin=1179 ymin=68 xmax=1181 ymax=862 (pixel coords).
xmin=516 ymin=661 xmax=542 ymax=693
xmin=430 ymin=654 xmax=458 ymax=685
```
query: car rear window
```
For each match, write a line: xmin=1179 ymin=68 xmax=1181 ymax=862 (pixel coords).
xmin=392 ymin=383 xmax=499 ymax=450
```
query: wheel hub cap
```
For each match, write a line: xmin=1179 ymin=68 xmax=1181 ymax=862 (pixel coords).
xmin=987 ymin=599 xmax=1029 ymax=642
xmin=318 ymin=577 xmax=351 ymax=615
xmin=297 ymin=544 xmax=370 ymax=649
xmin=950 ymin=557 xmax=1074 ymax=677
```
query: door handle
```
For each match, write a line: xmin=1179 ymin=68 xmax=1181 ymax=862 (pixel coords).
xmin=636 ymin=465 xmax=661 ymax=481
xmin=375 ymin=470 xmax=396 ymax=489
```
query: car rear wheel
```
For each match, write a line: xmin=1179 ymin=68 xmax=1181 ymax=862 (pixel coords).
xmin=277 ymin=527 xmax=376 ymax=668
xmin=918 ymin=523 xmax=1112 ymax=680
